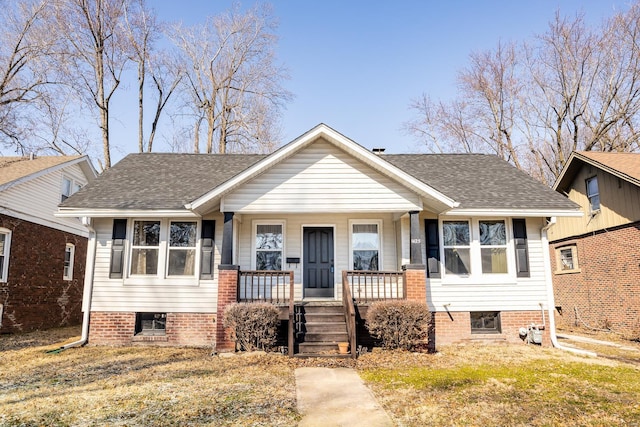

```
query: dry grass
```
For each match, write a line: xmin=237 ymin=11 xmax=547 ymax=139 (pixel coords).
xmin=1 ymin=327 xmax=640 ymax=426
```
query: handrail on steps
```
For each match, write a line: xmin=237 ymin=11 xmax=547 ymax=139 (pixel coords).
xmin=342 ymin=270 xmax=357 ymax=359
xmin=287 ymin=271 xmax=294 ymax=357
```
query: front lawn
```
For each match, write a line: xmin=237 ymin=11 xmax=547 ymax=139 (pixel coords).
xmin=1 ymin=327 xmax=639 ymax=426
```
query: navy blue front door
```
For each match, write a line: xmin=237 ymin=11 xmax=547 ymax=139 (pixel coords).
xmin=303 ymin=227 xmax=334 ymax=297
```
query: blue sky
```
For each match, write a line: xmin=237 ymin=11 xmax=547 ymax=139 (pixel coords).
xmin=109 ymin=0 xmax=631 ymax=161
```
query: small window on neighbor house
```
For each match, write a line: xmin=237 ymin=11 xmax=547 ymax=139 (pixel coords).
xmin=352 ymin=223 xmax=380 ymax=271
xmin=135 ymin=312 xmax=166 ymax=335
xmin=586 ymin=176 xmax=600 ymax=213
xmin=470 ymin=311 xmax=501 ymax=334
xmin=557 ymin=245 xmax=579 ymax=273
xmin=63 ymin=244 xmax=75 ymax=281
xmin=61 ymin=177 xmax=83 ymax=202
xmin=0 ymin=229 xmax=11 ymax=283
xmin=255 ymin=224 xmax=283 ymax=270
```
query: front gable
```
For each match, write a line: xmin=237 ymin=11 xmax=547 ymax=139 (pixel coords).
xmin=222 ymin=139 xmax=424 ymax=213
xmin=187 ymin=124 xmax=457 ymax=214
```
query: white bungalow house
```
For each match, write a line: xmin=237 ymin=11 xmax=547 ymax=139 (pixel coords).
xmin=57 ymin=124 xmax=581 ymax=355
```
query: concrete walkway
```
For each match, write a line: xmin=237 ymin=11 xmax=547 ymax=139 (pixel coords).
xmin=295 ymin=367 xmax=394 ymax=427
xmin=557 ymin=333 xmax=640 ymax=351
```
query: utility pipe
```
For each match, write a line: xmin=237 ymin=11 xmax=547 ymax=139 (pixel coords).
xmin=540 ymin=217 xmax=596 ymax=357
xmin=51 ymin=218 xmax=96 ymax=351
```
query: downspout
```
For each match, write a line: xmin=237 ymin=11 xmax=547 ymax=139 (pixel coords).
xmin=540 ymin=217 xmax=596 ymax=357
xmin=52 ymin=217 xmax=96 ymax=351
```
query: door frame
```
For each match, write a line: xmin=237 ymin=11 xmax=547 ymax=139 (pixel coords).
xmin=301 ymin=224 xmax=337 ymax=299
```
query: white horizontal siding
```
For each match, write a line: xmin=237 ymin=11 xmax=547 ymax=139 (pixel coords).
xmin=223 ymin=140 xmax=422 ymax=213
xmin=427 ymin=217 xmax=551 ymax=312
xmin=0 ymin=163 xmax=89 ymax=236
xmin=236 ymin=213 xmax=400 ymax=300
xmin=89 ymin=217 xmax=221 ymax=312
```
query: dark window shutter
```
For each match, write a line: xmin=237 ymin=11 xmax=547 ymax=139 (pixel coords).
xmin=200 ymin=220 xmax=215 ymax=279
xmin=110 ymin=219 xmax=127 ymax=279
xmin=512 ymin=218 xmax=530 ymax=278
xmin=424 ymin=219 xmax=441 ymax=278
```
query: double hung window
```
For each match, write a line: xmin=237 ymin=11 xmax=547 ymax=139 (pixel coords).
xmin=130 ymin=220 xmax=160 ymax=275
xmin=61 ymin=177 xmax=83 ymax=202
xmin=479 ymin=220 xmax=507 ymax=274
xmin=255 ymin=224 xmax=283 ymax=270
xmin=168 ymin=221 xmax=197 ymax=276
xmin=443 ymin=221 xmax=471 ymax=275
xmin=63 ymin=244 xmax=75 ymax=280
xmin=0 ymin=229 xmax=10 ymax=282
xmin=352 ymin=223 xmax=380 ymax=271
xmin=586 ymin=176 xmax=600 ymax=213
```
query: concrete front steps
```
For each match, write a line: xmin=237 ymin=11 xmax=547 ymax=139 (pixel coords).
xmin=295 ymin=302 xmax=351 ymax=358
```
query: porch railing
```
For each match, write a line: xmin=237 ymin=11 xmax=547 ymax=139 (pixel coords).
xmin=238 ymin=270 xmax=294 ymax=357
xmin=238 ymin=270 xmax=294 ymax=304
xmin=344 ymin=270 xmax=406 ymax=304
xmin=341 ymin=271 xmax=357 ymax=359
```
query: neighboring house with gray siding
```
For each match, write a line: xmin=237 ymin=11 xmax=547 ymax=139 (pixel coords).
xmin=57 ymin=124 xmax=581 ymax=353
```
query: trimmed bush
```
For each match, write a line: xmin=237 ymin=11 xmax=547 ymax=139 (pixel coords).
xmin=366 ymin=300 xmax=431 ymax=350
xmin=223 ymin=302 xmax=280 ymax=351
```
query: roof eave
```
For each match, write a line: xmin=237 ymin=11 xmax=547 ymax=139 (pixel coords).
xmin=443 ymin=208 xmax=583 ymax=218
xmin=56 ymin=208 xmax=199 ymax=218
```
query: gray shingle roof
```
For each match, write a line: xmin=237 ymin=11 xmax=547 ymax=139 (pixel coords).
xmin=382 ymin=153 xmax=577 ymax=210
xmin=61 ymin=153 xmax=265 ymax=209
xmin=61 ymin=151 xmax=577 ymax=212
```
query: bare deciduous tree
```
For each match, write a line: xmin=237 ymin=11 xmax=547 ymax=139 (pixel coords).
xmin=169 ymin=3 xmax=291 ymax=154
xmin=53 ymin=0 xmax=131 ymax=169
xmin=0 ymin=0 xmax=57 ymax=154
xmin=406 ymin=6 xmax=640 ymax=185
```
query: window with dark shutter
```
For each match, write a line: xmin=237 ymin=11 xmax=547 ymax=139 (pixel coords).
xmin=110 ymin=219 xmax=127 ymax=279
xmin=424 ymin=219 xmax=441 ymax=278
xmin=512 ymin=218 xmax=529 ymax=278
xmin=200 ymin=220 xmax=215 ymax=279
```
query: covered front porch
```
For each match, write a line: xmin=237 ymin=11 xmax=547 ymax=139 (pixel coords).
xmin=217 ymin=266 xmax=427 ymax=358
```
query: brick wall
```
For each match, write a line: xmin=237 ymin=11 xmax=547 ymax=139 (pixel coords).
xmin=551 ymin=222 xmax=640 ymax=337
xmin=403 ymin=266 xmax=427 ymax=302
xmin=0 ymin=214 xmax=87 ymax=333
xmin=432 ymin=310 xmax=551 ymax=349
xmin=89 ymin=311 xmax=216 ymax=347
xmin=215 ymin=266 xmax=239 ymax=351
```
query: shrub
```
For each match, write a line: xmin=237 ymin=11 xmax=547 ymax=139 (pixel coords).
xmin=223 ymin=302 xmax=280 ymax=351
xmin=366 ymin=300 xmax=432 ymax=350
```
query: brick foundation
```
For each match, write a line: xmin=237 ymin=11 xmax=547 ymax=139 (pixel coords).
xmin=431 ymin=310 xmax=552 ymax=350
xmin=0 ymin=214 xmax=87 ymax=333
xmin=550 ymin=223 xmax=640 ymax=337
xmin=88 ymin=311 xmax=215 ymax=347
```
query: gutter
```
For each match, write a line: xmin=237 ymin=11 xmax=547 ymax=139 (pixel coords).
xmin=48 ymin=217 xmax=96 ymax=352
xmin=540 ymin=217 xmax=596 ymax=357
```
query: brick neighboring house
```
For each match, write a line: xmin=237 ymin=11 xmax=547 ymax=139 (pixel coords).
xmin=549 ymin=151 xmax=640 ymax=337
xmin=57 ymin=124 xmax=581 ymax=353
xmin=0 ymin=155 xmax=96 ymax=333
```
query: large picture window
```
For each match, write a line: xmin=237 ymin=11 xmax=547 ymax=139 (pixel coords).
xmin=0 ymin=229 xmax=11 ymax=283
xmin=255 ymin=224 xmax=283 ymax=270
xmin=479 ymin=220 xmax=507 ymax=274
xmin=130 ymin=220 xmax=160 ymax=275
xmin=168 ymin=221 xmax=197 ymax=276
xmin=352 ymin=223 xmax=380 ymax=271
xmin=443 ymin=221 xmax=471 ymax=275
